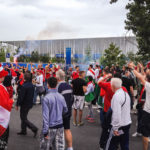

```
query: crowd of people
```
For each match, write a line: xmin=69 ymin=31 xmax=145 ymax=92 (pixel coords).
xmin=0 ymin=61 xmax=150 ymax=150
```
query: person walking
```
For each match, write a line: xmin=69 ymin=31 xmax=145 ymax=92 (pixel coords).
xmin=16 ymin=71 xmax=38 ymax=137
xmin=41 ymin=77 xmax=68 ymax=150
xmin=56 ymin=69 xmax=74 ymax=150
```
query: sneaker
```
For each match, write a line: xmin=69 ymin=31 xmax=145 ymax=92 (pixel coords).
xmin=78 ymin=122 xmax=84 ymax=126
xmin=73 ymin=122 xmax=77 ymax=126
xmin=132 ymin=132 xmax=142 ymax=137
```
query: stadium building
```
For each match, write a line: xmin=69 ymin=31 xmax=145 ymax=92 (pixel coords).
xmin=1 ymin=36 xmax=138 ymax=60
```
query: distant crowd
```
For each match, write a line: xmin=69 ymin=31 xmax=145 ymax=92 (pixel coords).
xmin=0 ymin=61 xmax=150 ymax=150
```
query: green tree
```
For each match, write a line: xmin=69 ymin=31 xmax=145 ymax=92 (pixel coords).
xmin=10 ymin=56 xmax=14 ymax=62
xmin=85 ymin=44 xmax=92 ymax=62
xmin=30 ymin=51 xmax=40 ymax=62
xmin=40 ymin=55 xmax=50 ymax=63
xmin=51 ymin=57 xmax=57 ymax=63
xmin=17 ymin=55 xmax=30 ymax=62
xmin=100 ymin=43 xmax=126 ymax=67
xmin=110 ymin=0 xmax=150 ymax=62
xmin=0 ymin=48 xmax=6 ymax=62
xmin=110 ymin=0 xmax=118 ymax=4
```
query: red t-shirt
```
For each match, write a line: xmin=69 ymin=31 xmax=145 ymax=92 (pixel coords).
xmin=11 ymin=69 xmax=17 ymax=77
xmin=41 ymin=69 xmax=45 ymax=82
xmin=98 ymin=82 xmax=127 ymax=112
xmin=19 ymin=73 xmax=24 ymax=86
xmin=72 ymin=71 xmax=79 ymax=80
xmin=46 ymin=69 xmax=51 ymax=79
xmin=6 ymin=86 xmax=13 ymax=98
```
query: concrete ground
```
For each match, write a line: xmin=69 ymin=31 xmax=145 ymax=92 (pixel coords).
xmin=8 ymin=105 xmax=145 ymax=150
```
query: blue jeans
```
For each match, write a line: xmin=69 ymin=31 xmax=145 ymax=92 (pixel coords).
xmin=44 ymin=80 xmax=48 ymax=93
xmin=33 ymin=86 xmax=42 ymax=104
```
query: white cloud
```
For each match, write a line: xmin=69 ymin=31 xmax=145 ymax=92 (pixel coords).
xmin=42 ymin=0 xmax=87 ymax=9
xmin=0 ymin=0 xmax=128 ymax=41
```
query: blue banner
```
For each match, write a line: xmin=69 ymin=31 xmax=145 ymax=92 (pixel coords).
xmin=66 ymin=48 xmax=71 ymax=66
xmin=74 ymin=54 xmax=83 ymax=58
xmin=56 ymin=54 xmax=64 ymax=58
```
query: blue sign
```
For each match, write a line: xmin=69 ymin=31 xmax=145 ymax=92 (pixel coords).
xmin=6 ymin=53 xmax=10 ymax=58
xmin=66 ymin=48 xmax=71 ymax=66
xmin=56 ymin=54 xmax=64 ymax=58
xmin=74 ymin=54 xmax=83 ymax=58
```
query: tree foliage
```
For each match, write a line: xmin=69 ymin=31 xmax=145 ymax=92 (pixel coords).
xmin=127 ymin=51 xmax=142 ymax=63
xmin=30 ymin=51 xmax=40 ymax=63
xmin=100 ymin=43 xmax=126 ymax=67
xmin=85 ymin=44 xmax=92 ymax=63
xmin=125 ymin=0 xmax=150 ymax=61
xmin=40 ymin=55 xmax=50 ymax=63
xmin=0 ymin=48 xmax=6 ymax=62
xmin=110 ymin=0 xmax=150 ymax=62
xmin=110 ymin=0 xmax=118 ymax=4
xmin=17 ymin=55 xmax=30 ymax=62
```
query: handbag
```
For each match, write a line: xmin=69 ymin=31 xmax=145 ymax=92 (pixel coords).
xmin=37 ymin=86 xmax=45 ymax=95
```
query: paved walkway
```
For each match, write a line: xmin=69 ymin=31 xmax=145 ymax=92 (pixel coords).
xmin=8 ymin=105 xmax=144 ymax=150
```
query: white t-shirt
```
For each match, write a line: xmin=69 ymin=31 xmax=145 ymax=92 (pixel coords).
xmin=95 ymin=69 xmax=99 ymax=82
xmin=143 ymin=82 xmax=150 ymax=113
xmin=87 ymin=69 xmax=95 ymax=79
xmin=36 ymin=74 xmax=43 ymax=87
xmin=85 ymin=83 xmax=94 ymax=95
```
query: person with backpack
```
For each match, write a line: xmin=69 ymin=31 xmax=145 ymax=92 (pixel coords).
xmin=56 ymin=69 xmax=74 ymax=150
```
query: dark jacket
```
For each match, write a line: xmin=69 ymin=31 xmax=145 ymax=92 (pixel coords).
xmin=57 ymin=81 xmax=73 ymax=118
xmin=16 ymin=81 xmax=34 ymax=108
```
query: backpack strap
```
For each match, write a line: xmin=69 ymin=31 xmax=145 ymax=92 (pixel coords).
xmin=121 ymin=91 xmax=126 ymax=107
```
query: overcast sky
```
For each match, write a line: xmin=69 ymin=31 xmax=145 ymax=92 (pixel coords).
xmin=0 ymin=0 xmax=129 ymax=41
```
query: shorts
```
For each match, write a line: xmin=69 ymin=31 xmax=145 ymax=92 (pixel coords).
xmin=72 ymin=95 xmax=85 ymax=110
xmin=63 ymin=117 xmax=71 ymax=130
xmin=141 ymin=110 xmax=150 ymax=137
xmin=40 ymin=127 xmax=64 ymax=150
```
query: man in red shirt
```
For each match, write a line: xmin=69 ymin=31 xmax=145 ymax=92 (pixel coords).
xmin=72 ymin=66 xmax=79 ymax=80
